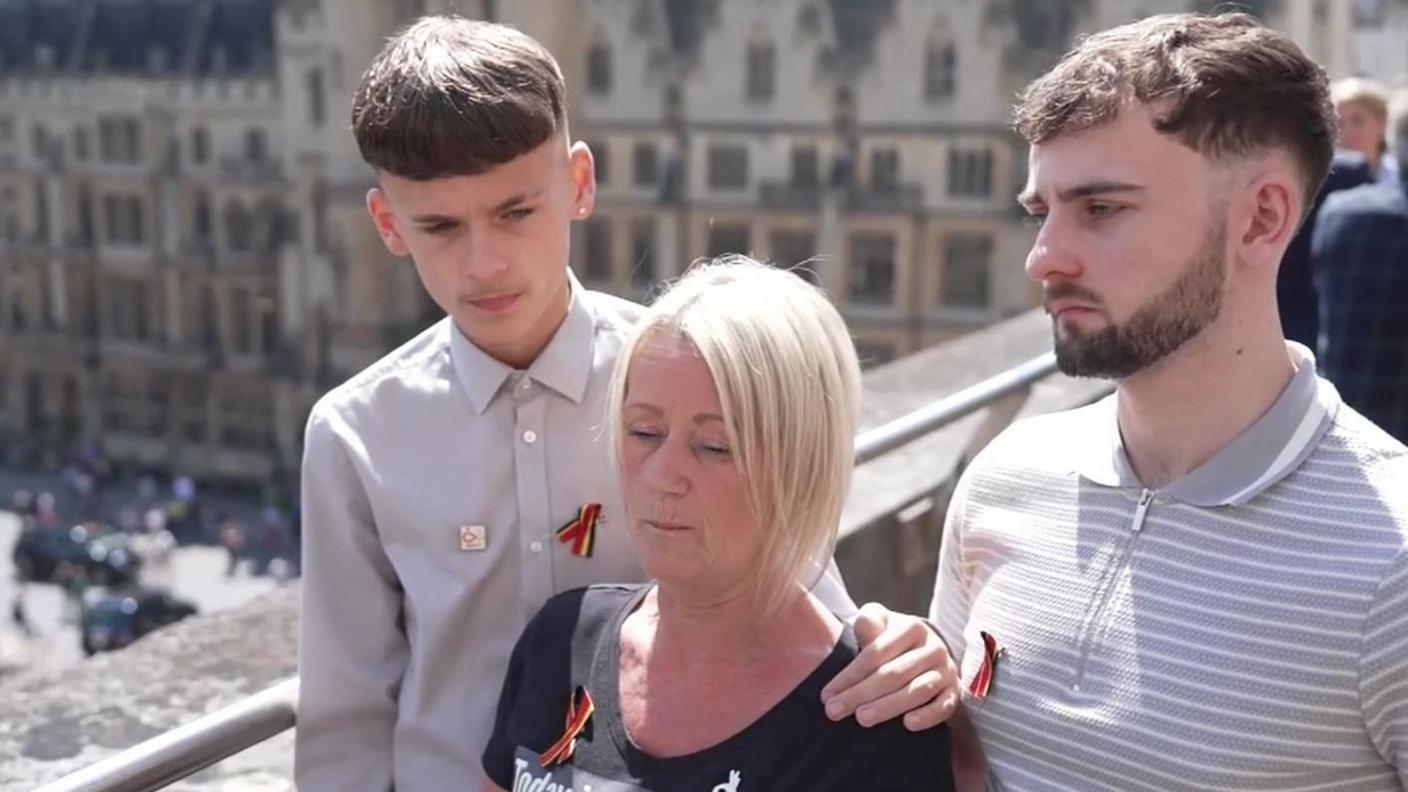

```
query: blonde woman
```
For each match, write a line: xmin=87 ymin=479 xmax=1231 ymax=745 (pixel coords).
xmin=1332 ymin=77 xmax=1400 ymax=185
xmin=482 ymin=258 xmax=959 ymax=790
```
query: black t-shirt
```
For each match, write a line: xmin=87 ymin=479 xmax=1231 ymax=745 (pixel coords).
xmin=484 ymin=584 xmax=954 ymax=791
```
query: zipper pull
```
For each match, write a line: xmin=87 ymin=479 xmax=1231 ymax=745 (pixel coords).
xmin=1132 ymin=489 xmax=1154 ymax=533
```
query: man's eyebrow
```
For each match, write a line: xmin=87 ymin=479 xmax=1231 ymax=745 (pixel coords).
xmin=408 ymin=212 xmax=460 ymax=224
xmin=488 ymin=189 xmax=544 ymax=215
xmin=406 ymin=189 xmax=546 ymax=224
xmin=1057 ymin=181 xmax=1144 ymax=201
xmin=1017 ymin=180 xmax=1145 ymax=207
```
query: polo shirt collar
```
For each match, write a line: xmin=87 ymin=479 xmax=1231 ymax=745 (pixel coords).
xmin=449 ymin=269 xmax=596 ymax=415
xmin=1074 ymin=342 xmax=1340 ymax=506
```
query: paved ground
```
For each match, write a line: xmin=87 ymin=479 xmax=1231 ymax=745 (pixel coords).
xmin=1 ymin=582 xmax=300 ymax=791
xmin=0 ymin=511 xmax=284 ymax=677
xmin=0 ymin=464 xmax=298 ymax=789
xmin=0 ymin=460 xmax=291 ymax=673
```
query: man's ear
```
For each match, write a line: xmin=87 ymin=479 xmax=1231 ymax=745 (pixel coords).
xmin=567 ymin=141 xmax=598 ymax=221
xmin=1235 ymin=171 xmax=1301 ymax=272
xmin=367 ymin=188 xmax=411 ymax=257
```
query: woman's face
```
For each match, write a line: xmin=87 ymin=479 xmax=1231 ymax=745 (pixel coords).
xmin=1335 ymin=99 xmax=1386 ymax=164
xmin=618 ymin=335 xmax=764 ymax=601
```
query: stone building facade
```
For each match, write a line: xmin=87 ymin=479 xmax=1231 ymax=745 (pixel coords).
xmin=0 ymin=0 xmax=1385 ymax=482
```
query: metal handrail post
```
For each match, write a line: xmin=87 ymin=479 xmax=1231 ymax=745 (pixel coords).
xmin=33 ymin=677 xmax=299 ymax=792
xmin=854 ymin=352 xmax=1058 ymax=465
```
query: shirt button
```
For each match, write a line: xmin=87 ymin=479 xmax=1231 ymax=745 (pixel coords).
xmin=529 ymin=540 xmax=544 ymax=553
xmin=518 ymin=379 xmax=531 ymax=391
xmin=522 ymin=430 xmax=537 ymax=444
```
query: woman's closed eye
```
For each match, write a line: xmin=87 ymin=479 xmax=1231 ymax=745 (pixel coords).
xmin=627 ymin=427 xmax=663 ymax=443
xmin=696 ymin=441 xmax=732 ymax=459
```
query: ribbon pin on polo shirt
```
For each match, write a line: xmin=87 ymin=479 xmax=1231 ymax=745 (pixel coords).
xmin=556 ymin=503 xmax=602 ymax=558
xmin=968 ymin=631 xmax=1004 ymax=700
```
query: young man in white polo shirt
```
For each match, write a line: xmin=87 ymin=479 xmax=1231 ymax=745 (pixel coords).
xmin=931 ymin=12 xmax=1408 ymax=792
xmin=295 ymin=17 xmax=958 ymax=791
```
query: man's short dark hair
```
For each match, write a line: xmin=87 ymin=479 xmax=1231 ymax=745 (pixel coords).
xmin=1015 ymin=13 xmax=1336 ymax=208
xmin=352 ymin=16 xmax=567 ymax=180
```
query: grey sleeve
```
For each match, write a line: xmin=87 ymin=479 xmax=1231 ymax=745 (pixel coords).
xmin=1360 ymin=549 xmax=1408 ymax=785
xmin=294 ymin=405 xmax=407 ymax=792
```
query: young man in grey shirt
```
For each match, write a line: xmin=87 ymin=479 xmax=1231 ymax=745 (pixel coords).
xmin=932 ymin=13 xmax=1407 ymax=791
xmin=296 ymin=17 xmax=960 ymax=791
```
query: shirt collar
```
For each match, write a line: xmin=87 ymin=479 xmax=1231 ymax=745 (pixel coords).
xmin=448 ymin=269 xmax=597 ymax=415
xmin=1074 ymin=342 xmax=1340 ymax=506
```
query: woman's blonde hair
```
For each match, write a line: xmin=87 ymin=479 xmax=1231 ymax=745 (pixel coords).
xmin=1332 ymin=77 xmax=1390 ymax=121
xmin=606 ymin=256 xmax=862 ymax=613
xmin=1333 ymin=77 xmax=1391 ymax=155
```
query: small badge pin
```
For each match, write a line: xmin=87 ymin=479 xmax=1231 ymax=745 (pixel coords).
xmin=458 ymin=524 xmax=487 ymax=552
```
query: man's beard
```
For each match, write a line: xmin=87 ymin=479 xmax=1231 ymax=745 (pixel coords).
xmin=1049 ymin=221 xmax=1226 ymax=380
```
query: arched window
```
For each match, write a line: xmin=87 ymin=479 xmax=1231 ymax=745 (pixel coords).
xmin=255 ymin=198 xmax=284 ymax=252
xmin=245 ymin=128 xmax=267 ymax=162
xmin=224 ymin=201 xmax=251 ymax=252
xmin=192 ymin=190 xmax=212 ymax=244
xmin=924 ymin=31 xmax=957 ymax=101
xmin=746 ymin=39 xmax=776 ymax=101
xmin=587 ymin=38 xmax=612 ymax=95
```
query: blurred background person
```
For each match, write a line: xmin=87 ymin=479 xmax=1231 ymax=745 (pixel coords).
xmin=1313 ymin=88 xmax=1408 ymax=443
xmin=1278 ymin=150 xmax=1372 ymax=348
xmin=218 ymin=513 xmax=247 ymax=578
xmin=1333 ymin=77 xmax=1400 ymax=185
xmin=133 ymin=508 xmax=177 ymax=589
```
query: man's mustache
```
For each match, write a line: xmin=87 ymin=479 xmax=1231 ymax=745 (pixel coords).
xmin=1042 ymin=281 xmax=1104 ymax=313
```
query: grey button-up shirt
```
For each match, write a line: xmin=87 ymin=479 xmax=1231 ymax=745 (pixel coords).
xmin=295 ymin=277 xmax=854 ymax=790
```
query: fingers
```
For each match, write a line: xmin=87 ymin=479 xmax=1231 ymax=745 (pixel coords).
xmin=823 ymin=614 xmax=940 ymax=723
xmin=826 ymin=637 xmax=933 ymax=721
xmin=821 ymin=603 xmax=962 ymax=730
xmin=852 ymin=601 xmax=889 ymax=647
xmin=904 ymin=685 xmax=960 ymax=731
xmin=857 ymin=665 xmax=949 ymax=728
xmin=820 ymin=603 xmax=896 ymax=702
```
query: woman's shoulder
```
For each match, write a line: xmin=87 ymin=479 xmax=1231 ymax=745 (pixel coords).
xmin=536 ymin=583 xmax=643 ymax=621
xmin=780 ymin=625 xmax=955 ymax=787
xmin=522 ymin=584 xmax=645 ymax=647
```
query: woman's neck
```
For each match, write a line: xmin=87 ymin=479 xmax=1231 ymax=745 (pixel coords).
xmin=618 ymin=584 xmax=842 ymax=757
xmin=647 ymin=585 xmax=831 ymax=661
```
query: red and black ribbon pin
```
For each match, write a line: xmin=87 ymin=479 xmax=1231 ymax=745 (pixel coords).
xmin=556 ymin=503 xmax=602 ymax=558
xmin=967 ymin=631 xmax=1004 ymax=700
xmin=539 ymin=686 xmax=595 ymax=768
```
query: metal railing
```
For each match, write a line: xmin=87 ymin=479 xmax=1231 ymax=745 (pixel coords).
xmin=37 ymin=352 xmax=1061 ymax=792
xmin=36 ymin=678 xmax=299 ymax=792
xmin=854 ymin=352 xmax=1057 ymax=465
